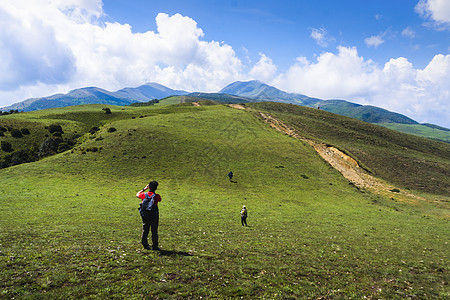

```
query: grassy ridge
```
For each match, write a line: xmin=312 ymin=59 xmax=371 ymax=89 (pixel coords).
xmin=248 ymin=102 xmax=450 ymax=197
xmin=1 ymin=103 xmax=449 ymax=298
xmin=380 ymin=123 xmax=450 ymax=143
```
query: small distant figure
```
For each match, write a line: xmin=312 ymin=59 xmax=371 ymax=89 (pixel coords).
xmin=228 ymin=171 xmax=233 ymax=182
xmin=240 ymin=205 xmax=248 ymax=226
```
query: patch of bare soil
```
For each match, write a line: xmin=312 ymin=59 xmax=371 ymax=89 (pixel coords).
xmin=228 ymin=104 xmax=247 ymax=110
xmin=192 ymin=102 xmax=201 ymax=106
xmin=258 ymin=112 xmax=424 ymax=202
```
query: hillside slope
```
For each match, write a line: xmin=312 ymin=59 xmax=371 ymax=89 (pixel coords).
xmin=0 ymin=103 xmax=448 ymax=298
xmin=247 ymin=102 xmax=449 ymax=196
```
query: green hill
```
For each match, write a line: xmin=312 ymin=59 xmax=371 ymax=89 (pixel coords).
xmin=0 ymin=102 xmax=448 ymax=299
xmin=219 ymin=80 xmax=450 ymax=142
xmin=380 ymin=123 xmax=450 ymax=143
xmin=219 ymin=80 xmax=419 ymax=124
xmin=247 ymin=102 xmax=449 ymax=196
xmin=4 ymin=79 xmax=448 ymax=142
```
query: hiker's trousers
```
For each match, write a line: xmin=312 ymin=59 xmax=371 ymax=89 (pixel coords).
xmin=141 ymin=210 xmax=159 ymax=248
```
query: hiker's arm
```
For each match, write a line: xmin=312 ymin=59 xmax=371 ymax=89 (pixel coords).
xmin=136 ymin=184 xmax=149 ymax=198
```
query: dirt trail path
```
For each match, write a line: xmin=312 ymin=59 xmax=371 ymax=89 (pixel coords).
xmin=256 ymin=111 xmax=424 ymax=202
xmin=228 ymin=104 xmax=247 ymax=110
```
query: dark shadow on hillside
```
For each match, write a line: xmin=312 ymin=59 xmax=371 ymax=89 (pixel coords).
xmin=157 ymin=250 xmax=193 ymax=257
xmin=229 ymin=180 xmax=237 ymax=183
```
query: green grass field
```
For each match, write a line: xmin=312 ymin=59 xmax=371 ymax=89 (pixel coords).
xmin=379 ymin=123 xmax=450 ymax=143
xmin=1 ymin=103 xmax=449 ymax=299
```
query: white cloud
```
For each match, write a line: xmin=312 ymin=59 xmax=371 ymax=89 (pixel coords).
xmin=0 ymin=2 xmax=77 ymax=90
xmin=272 ymin=47 xmax=450 ymax=127
xmin=249 ymin=53 xmax=277 ymax=82
xmin=364 ymin=35 xmax=384 ymax=48
xmin=310 ymin=27 xmax=333 ymax=47
xmin=416 ymin=0 xmax=450 ymax=27
xmin=0 ymin=1 xmax=243 ymax=106
xmin=274 ymin=47 xmax=379 ymax=99
xmin=0 ymin=1 xmax=448 ymax=128
xmin=401 ymin=27 xmax=416 ymax=38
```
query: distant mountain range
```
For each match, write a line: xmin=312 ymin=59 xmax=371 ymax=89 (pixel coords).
xmin=219 ymin=81 xmax=421 ymax=125
xmin=3 ymin=80 xmax=449 ymax=134
xmin=3 ymin=83 xmax=188 ymax=112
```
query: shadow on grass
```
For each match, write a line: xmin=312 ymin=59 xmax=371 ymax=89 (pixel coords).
xmin=157 ymin=249 xmax=193 ymax=257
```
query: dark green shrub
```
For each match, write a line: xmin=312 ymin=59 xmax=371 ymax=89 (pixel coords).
xmin=10 ymin=150 xmax=33 ymax=166
xmin=58 ymin=142 xmax=71 ymax=152
xmin=21 ymin=128 xmax=31 ymax=135
xmin=38 ymin=137 xmax=62 ymax=158
xmin=11 ymin=129 xmax=23 ymax=138
xmin=89 ymin=127 xmax=100 ymax=134
xmin=102 ymin=107 xmax=112 ymax=114
xmin=107 ymin=127 xmax=117 ymax=133
xmin=0 ymin=126 xmax=7 ymax=132
xmin=0 ymin=132 xmax=4 ymax=137
xmin=52 ymin=132 xmax=62 ymax=137
xmin=48 ymin=124 xmax=63 ymax=134
xmin=1 ymin=141 xmax=13 ymax=152
xmin=0 ymin=149 xmax=36 ymax=168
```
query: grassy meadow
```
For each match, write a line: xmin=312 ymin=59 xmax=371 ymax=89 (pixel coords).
xmin=379 ymin=123 xmax=450 ymax=144
xmin=1 ymin=103 xmax=449 ymax=299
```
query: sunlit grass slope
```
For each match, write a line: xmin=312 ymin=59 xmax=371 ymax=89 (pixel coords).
xmin=379 ymin=122 xmax=450 ymax=143
xmin=248 ymin=102 xmax=449 ymax=197
xmin=1 ymin=104 xmax=448 ymax=299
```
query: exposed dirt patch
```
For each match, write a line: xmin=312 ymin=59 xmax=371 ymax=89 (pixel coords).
xmin=228 ymin=104 xmax=248 ymax=110
xmin=192 ymin=102 xmax=201 ymax=107
xmin=258 ymin=112 xmax=424 ymax=202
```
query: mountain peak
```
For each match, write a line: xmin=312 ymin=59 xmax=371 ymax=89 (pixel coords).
xmin=4 ymin=83 xmax=188 ymax=112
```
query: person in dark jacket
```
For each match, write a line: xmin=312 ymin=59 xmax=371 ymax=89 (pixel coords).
xmin=136 ymin=181 xmax=161 ymax=250
xmin=228 ymin=171 xmax=233 ymax=182
xmin=240 ymin=205 xmax=248 ymax=226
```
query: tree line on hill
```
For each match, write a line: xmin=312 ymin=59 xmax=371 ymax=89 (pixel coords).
xmin=0 ymin=109 xmax=20 ymax=115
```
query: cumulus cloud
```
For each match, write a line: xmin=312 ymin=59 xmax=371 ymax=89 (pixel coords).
xmin=0 ymin=2 xmax=76 ymax=90
xmin=274 ymin=47 xmax=379 ymax=99
xmin=416 ymin=0 xmax=450 ymax=27
xmin=249 ymin=53 xmax=277 ymax=82
xmin=272 ymin=46 xmax=450 ymax=127
xmin=364 ymin=35 xmax=385 ymax=48
xmin=0 ymin=1 xmax=448 ymax=128
xmin=0 ymin=0 xmax=243 ymax=105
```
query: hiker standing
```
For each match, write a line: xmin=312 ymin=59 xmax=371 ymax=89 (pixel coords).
xmin=240 ymin=205 xmax=248 ymax=226
xmin=136 ymin=181 xmax=161 ymax=250
xmin=228 ymin=171 xmax=233 ymax=182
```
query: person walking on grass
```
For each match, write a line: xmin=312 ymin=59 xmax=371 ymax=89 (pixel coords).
xmin=240 ymin=205 xmax=248 ymax=226
xmin=228 ymin=171 xmax=233 ymax=182
xmin=136 ymin=180 xmax=161 ymax=250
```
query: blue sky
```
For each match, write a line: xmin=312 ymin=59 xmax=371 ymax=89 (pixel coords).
xmin=104 ymin=0 xmax=447 ymax=70
xmin=0 ymin=0 xmax=449 ymax=127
